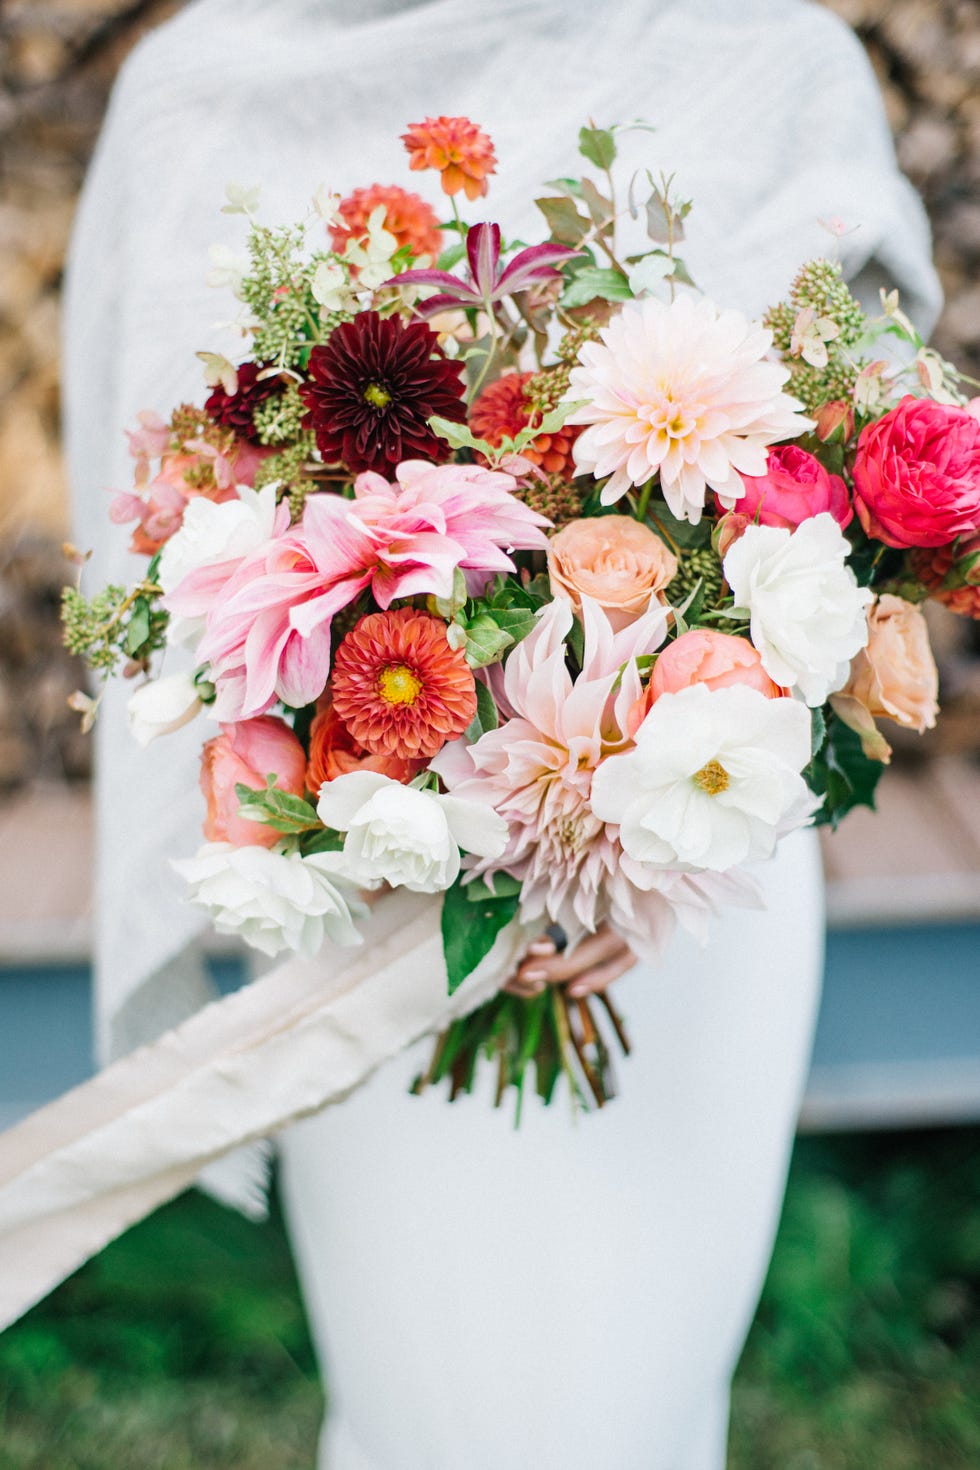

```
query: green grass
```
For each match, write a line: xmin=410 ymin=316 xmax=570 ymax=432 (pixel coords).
xmin=0 ymin=1129 xmax=977 ymax=1468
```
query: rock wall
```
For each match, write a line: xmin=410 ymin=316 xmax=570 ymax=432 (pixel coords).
xmin=0 ymin=0 xmax=977 ymax=786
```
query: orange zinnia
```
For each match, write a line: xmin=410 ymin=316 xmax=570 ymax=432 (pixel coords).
xmin=401 ymin=115 xmax=497 ymax=201
xmin=470 ymin=372 xmax=581 ymax=478
xmin=330 ymin=183 xmax=443 ymax=263
xmin=330 ymin=608 xmax=477 ymax=759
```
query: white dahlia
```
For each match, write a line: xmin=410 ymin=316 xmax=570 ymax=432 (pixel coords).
xmin=565 ymin=294 xmax=809 ymax=522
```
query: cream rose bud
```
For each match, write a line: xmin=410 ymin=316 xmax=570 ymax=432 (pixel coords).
xmin=831 ymin=594 xmax=939 ymax=763
xmin=127 ymin=671 xmax=202 ymax=747
xmin=546 ymin=516 xmax=678 ymax=631
xmin=590 ymin=683 xmax=818 ymax=872
xmin=723 ymin=512 xmax=874 ymax=707
xmin=317 ymin=771 xmax=508 ymax=894
xmin=172 ymin=843 xmax=366 ymax=957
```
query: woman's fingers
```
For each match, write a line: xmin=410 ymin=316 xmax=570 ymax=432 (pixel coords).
xmin=506 ymin=922 xmax=636 ymax=999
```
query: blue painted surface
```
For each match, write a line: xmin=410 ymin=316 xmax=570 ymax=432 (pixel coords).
xmin=1 ymin=925 xmax=978 ymax=1127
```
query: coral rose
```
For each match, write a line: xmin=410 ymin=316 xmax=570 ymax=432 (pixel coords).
xmin=852 ymin=396 xmax=980 ymax=549
xmin=830 ymin=593 xmax=938 ymax=762
xmin=201 ymin=716 xmax=307 ymax=848
xmin=307 ymin=697 xmax=424 ymax=794
xmin=547 ymin=516 xmax=677 ymax=632
xmin=718 ymin=444 xmax=852 ymax=530
xmin=627 ymin=628 xmax=785 ymax=736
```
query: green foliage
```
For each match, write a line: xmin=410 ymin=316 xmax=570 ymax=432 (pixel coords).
xmin=578 ymin=125 xmax=617 ymax=171
xmin=440 ymin=874 xmax=519 ymax=994
xmin=464 ymin=679 xmax=500 ymax=741
xmin=61 ymin=579 xmax=167 ymax=677
xmin=806 ymin=710 xmax=884 ymax=828
xmin=560 ymin=264 xmax=632 ymax=309
xmin=235 ymin=780 xmax=322 ymax=834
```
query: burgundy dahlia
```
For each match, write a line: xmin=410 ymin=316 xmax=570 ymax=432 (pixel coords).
xmin=299 ymin=311 xmax=466 ymax=476
xmin=205 ymin=361 xmax=285 ymax=443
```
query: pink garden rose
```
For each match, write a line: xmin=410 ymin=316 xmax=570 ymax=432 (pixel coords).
xmin=627 ymin=628 xmax=785 ymax=737
xmin=200 ymin=715 xmax=307 ymax=848
xmin=852 ymin=395 xmax=980 ymax=549
xmin=717 ymin=444 xmax=851 ymax=531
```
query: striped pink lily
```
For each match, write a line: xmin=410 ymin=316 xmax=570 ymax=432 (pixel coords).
xmin=387 ymin=222 xmax=577 ymax=319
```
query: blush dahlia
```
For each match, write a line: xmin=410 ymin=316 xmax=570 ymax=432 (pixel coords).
xmin=330 ymin=607 xmax=477 ymax=759
xmin=300 ymin=313 xmax=466 ymax=476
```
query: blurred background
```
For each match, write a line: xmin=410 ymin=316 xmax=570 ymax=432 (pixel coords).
xmin=0 ymin=1 xmax=978 ymax=1466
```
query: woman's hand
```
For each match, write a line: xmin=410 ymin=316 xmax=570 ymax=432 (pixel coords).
xmin=505 ymin=922 xmax=636 ymax=1001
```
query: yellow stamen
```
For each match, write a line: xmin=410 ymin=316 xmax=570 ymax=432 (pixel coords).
xmin=378 ymin=663 xmax=423 ymax=706
xmin=364 ymin=381 xmax=392 ymax=409
xmin=693 ymin=759 xmax=729 ymax=796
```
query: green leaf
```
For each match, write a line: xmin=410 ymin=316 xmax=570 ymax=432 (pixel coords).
xmin=235 ymin=782 xmax=322 ymax=834
xmin=535 ymin=195 xmax=590 ymax=247
xmin=463 ymin=679 xmax=500 ymax=742
xmin=435 ymin=241 xmax=466 ymax=272
xmin=579 ymin=177 xmax=614 ymax=228
xmin=427 ymin=415 xmax=496 ymax=458
xmin=461 ymin=612 xmax=514 ymax=668
xmin=560 ymin=265 xmax=633 ymax=310
xmin=124 ymin=599 xmax=151 ymax=656
xmin=805 ymin=712 xmax=883 ymax=828
xmin=578 ymin=125 xmax=617 ymax=171
xmin=464 ymin=871 xmax=522 ymax=902
xmin=542 ymin=176 xmax=585 ymax=198
xmin=300 ymin=827 xmax=345 ymax=856
xmin=441 ymin=876 xmax=520 ymax=994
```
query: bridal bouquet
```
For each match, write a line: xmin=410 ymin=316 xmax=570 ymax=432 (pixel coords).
xmin=64 ymin=118 xmax=980 ymax=1112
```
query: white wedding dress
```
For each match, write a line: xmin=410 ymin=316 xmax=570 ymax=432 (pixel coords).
xmin=64 ymin=2 xmax=940 ymax=1466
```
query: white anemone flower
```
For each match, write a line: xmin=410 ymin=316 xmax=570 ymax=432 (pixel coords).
xmin=172 ymin=843 xmax=366 ymax=957
xmin=723 ymin=512 xmax=874 ymax=706
xmin=565 ymin=294 xmax=809 ymax=522
xmin=317 ymin=772 xmax=508 ymax=894
xmin=590 ymin=683 xmax=818 ymax=872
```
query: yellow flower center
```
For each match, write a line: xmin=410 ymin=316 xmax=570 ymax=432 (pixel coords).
xmin=364 ymin=381 xmax=392 ymax=409
xmin=693 ymin=759 xmax=730 ymax=796
xmin=378 ymin=663 xmax=423 ymax=706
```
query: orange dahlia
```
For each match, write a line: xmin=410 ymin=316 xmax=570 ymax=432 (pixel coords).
xmin=307 ymin=695 xmax=425 ymax=792
xmin=470 ymin=372 xmax=580 ymax=477
xmin=401 ymin=115 xmax=497 ymax=201
xmin=910 ymin=533 xmax=980 ymax=618
xmin=330 ymin=183 xmax=443 ymax=263
xmin=330 ymin=608 xmax=477 ymax=759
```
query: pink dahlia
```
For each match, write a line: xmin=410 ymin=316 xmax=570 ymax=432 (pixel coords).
xmin=433 ymin=597 xmax=758 ymax=958
xmin=566 ymin=294 xmax=809 ymax=522
xmin=191 ymin=462 xmax=549 ymax=719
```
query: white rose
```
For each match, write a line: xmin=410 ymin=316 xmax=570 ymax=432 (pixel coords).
xmin=158 ymin=484 xmax=280 ymax=647
xmin=172 ymin=843 xmax=366 ymax=958
xmin=590 ymin=683 xmax=818 ymax=871
xmin=723 ymin=512 xmax=873 ymax=706
xmin=317 ymin=772 xmax=508 ymax=894
xmin=127 ymin=671 xmax=202 ymax=747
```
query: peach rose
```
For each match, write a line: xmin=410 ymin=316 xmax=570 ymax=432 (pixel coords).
xmin=831 ymin=594 xmax=938 ymax=763
xmin=201 ymin=715 xmax=307 ymax=847
xmin=307 ymin=697 xmax=424 ymax=794
xmin=547 ymin=516 xmax=677 ymax=632
xmin=627 ymin=628 xmax=785 ymax=736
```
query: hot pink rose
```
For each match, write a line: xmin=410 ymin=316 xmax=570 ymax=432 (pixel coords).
xmin=852 ymin=395 xmax=980 ymax=549
xmin=626 ymin=628 xmax=785 ymax=736
xmin=200 ymin=715 xmax=307 ymax=847
xmin=717 ymin=444 xmax=851 ymax=531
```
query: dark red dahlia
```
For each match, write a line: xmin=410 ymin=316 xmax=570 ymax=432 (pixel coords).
xmin=299 ymin=312 xmax=466 ymax=476
xmin=205 ymin=361 xmax=285 ymax=443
